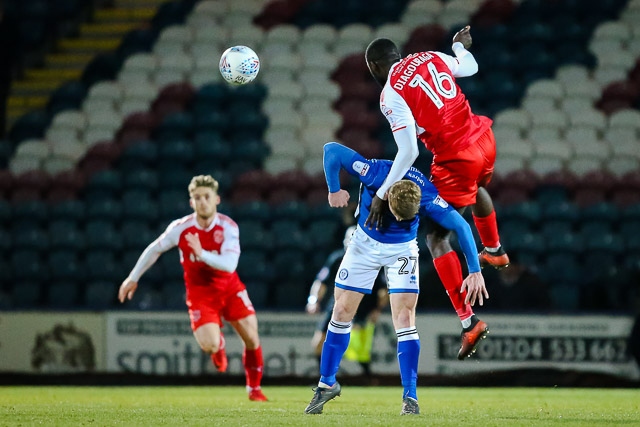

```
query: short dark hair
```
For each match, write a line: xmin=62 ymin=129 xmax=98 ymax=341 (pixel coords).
xmin=365 ymin=38 xmax=400 ymax=63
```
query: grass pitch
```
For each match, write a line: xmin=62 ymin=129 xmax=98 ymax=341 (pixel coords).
xmin=1 ymin=386 xmax=639 ymax=426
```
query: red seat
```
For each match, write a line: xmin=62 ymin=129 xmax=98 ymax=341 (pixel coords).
xmin=338 ymin=81 xmax=379 ymax=102
xmin=10 ymin=188 xmax=42 ymax=203
xmin=234 ymin=170 xmax=274 ymax=197
xmin=539 ymin=169 xmax=579 ymax=192
xmin=156 ymin=82 xmax=196 ymax=107
xmin=120 ymin=111 xmax=158 ymax=133
xmin=267 ymin=188 xmax=299 ymax=205
xmin=46 ymin=187 xmax=77 ymax=203
xmin=13 ymin=170 xmax=51 ymax=196
xmin=471 ymin=0 xmax=516 ymax=27
xmin=229 ymin=187 xmax=263 ymax=204
xmin=272 ymin=170 xmax=313 ymax=196
xmin=305 ymin=187 xmax=328 ymax=206
xmin=47 ymin=170 xmax=86 ymax=201
xmin=611 ymin=189 xmax=640 ymax=207
xmin=337 ymin=127 xmax=371 ymax=145
xmin=403 ymin=24 xmax=446 ymax=54
xmin=573 ymin=188 xmax=606 ymax=207
xmin=494 ymin=187 xmax=529 ymax=205
xmin=0 ymin=170 xmax=15 ymax=198
xmin=83 ymin=141 xmax=122 ymax=165
xmin=497 ymin=169 xmax=540 ymax=193
xmin=79 ymin=158 xmax=112 ymax=179
xmin=576 ymin=169 xmax=618 ymax=193
xmin=253 ymin=0 xmax=304 ymax=30
xmin=619 ymin=169 xmax=640 ymax=191
xmin=331 ymin=54 xmax=369 ymax=86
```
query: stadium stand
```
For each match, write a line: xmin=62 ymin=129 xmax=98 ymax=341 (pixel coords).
xmin=0 ymin=0 xmax=639 ymax=314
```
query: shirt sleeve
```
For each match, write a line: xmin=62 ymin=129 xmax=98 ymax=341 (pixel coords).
xmin=434 ymin=42 xmax=478 ymax=78
xmin=128 ymin=221 xmax=180 ymax=281
xmin=198 ymin=220 xmax=240 ymax=272
xmin=377 ymin=86 xmax=420 ymax=199
xmin=423 ymin=197 xmax=481 ymax=273
xmin=323 ymin=142 xmax=368 ymax=192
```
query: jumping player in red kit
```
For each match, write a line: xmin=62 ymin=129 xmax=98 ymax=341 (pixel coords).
xmin=364 ymin=26 xmax=509 ymax=359
xmin=118 ymin=175 xmax=268 ymax=401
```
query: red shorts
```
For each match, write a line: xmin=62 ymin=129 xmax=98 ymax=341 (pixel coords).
xmin=185 ymin=279 xmax=256 ymax=331
xmin=430 ymin=128 xmax=496 ymax=208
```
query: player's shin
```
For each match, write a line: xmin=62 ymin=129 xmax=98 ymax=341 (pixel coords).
xmin=434 ymin=251 xmax=473 ymax=324
xmin=396 ymin=327 xmax=420 ymax=401
xmin=243 ymin=346 xmax=264 ymax=389
xmin=472 ymin=210 xmax=500 ymax=250
xmin=319 ymin=319 xmax=351 ymax=387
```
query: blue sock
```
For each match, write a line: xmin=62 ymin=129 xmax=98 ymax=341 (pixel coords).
xmin=397 ymin=327 xmax=420 ymax=401
xmin=319 ymin=319 xmax=351 ymax=386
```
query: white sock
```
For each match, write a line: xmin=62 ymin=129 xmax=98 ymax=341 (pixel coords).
xmin=461 ymin=316 xmax=473 ymax=329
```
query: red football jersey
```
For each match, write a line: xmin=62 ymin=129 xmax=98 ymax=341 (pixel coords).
xmin=156 ymin=212 xmax=243 ymax=293
xmin=381 ymin=51 xmax=492 ymax=157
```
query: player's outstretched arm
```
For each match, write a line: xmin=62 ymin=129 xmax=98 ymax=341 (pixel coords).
xmin=119 ymin=240 xmax=164 ymax=303
xmin=323 ymin=142 xmax=365 ymax=208
xmin=118 ymin=278 xmax=138 ymax=303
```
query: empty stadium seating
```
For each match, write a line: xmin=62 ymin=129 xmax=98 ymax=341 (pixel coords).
xmin=1 ymin=0 xmax=639 ymax=313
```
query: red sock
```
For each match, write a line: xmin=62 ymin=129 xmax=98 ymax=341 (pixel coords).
xmin=243 ymin=346 xmax=264 ymax=389
xmin=433 ymin=251 xmax=473 ymax=320
xmin=473 ymin=210 xmax=500 ymax=248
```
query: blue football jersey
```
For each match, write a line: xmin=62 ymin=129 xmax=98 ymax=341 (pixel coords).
xmin=353 ymin=157 xmax=453 ymax=243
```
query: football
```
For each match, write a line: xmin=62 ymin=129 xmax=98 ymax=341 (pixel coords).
xmin=219 ymin=45 xmax=260 ymax=85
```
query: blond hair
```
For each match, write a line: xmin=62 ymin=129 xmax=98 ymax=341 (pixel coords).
xmin=188 ymin=175 xmax=219 ymax=195
xmin=388 ymin=180 xmax=421 ymax=221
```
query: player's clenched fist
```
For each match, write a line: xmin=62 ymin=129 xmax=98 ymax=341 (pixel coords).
xmin=328 ymin=190 xmax=350 ymax=207
xmin=452 ymin=25 xmax=472 ymax=49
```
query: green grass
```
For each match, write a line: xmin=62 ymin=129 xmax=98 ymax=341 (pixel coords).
xmin=1 ymin=386 xmax=639 ymax=426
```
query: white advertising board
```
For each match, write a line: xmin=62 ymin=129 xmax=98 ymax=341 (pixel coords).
xmin=105 ymin=311 xmax=639 ymax=379
xmin=0 ymin=312 xmax=105 ymax=373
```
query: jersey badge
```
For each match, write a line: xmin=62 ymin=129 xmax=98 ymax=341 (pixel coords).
xmin=352 ymin=161 xmax=370 ymax=176
xmin=213 ymin=229 xmax=224 ymax=244
xmin=338 ymin=268 xmax=349 ymax=281
xmin=433 ymin=195 xmax=449 ymax=209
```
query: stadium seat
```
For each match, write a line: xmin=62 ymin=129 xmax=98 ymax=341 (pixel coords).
xmin=273 ymin=279 xmax=308 ymax=309
xmin=11 ymin=250 xmax=45 ymax=282
xmin=162 ymin=281 xmax=187 ymax=310
xmin=84 ymin=281 xmax=117 ymax=310
xmin=123 ymin=169 xmax=159 ymax=193
xmin=238 ymin=220 xmax=272 ymax=251
xmin=11 ymin=281 xmax=42 ymax=308
xmin=86 ymin=199 xmax=123 ymax=222
xmin=545 ymin=231 xmax=583 ymax=255
xmin=85 ymin=220 xmax=122 ymax=251
xmin=118 ymin=140 xmax=159 ymax=170
xmin=158 ymin=190 xmax=192 ymax=220
xmin=48 ymin=250 xmax=83 ymax=282
xmin=236 ymin=247 xmax=270 ymax=278
xmin=46 ymin=281 xmax=80 ymax=309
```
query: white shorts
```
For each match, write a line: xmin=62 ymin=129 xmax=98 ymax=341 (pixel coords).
xmin=335 ymin=226 xmax=420 ymax=294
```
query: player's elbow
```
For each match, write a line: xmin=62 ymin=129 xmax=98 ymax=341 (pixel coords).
xmin=406 ymin=143 xmax=419 ymax=162
xmin=323 ymin=141 xmax=340 ymax=154
xmin=468 ymin=60 xmax=478 ymax=75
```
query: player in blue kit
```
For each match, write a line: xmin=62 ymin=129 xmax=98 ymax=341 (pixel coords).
xmin=304 ymin=142 xmax=487 ymax=416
